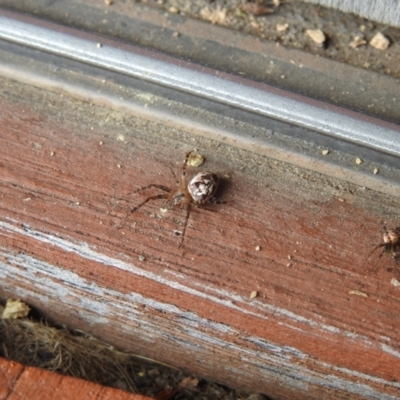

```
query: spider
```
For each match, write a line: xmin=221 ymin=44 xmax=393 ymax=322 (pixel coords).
xmin=119 ymin=150 xmax=220 ymax=246
xmin=369 ymin=226 xmax=400 ymax=270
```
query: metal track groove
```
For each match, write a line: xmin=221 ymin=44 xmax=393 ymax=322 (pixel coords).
xmin=0 ymin=8 xmax=399 ymax=158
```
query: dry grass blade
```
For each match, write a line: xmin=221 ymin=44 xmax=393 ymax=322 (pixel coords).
xmin=0 ymin=300 xmax=246 ymax=398
xmin=0 ymin=317 xmax=176 ymax=393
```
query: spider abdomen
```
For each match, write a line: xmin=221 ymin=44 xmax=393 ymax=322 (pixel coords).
xmin=384 ymin=229 xmax=399 ymax=245
xmin=188 ymin=171 xmax=218 ymax=204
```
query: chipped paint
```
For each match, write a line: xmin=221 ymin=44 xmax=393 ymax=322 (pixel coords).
xmin=0 ymin=221 xmax=385 ymax=349
xmin=1 ymin=246 xmax=400 ymax=398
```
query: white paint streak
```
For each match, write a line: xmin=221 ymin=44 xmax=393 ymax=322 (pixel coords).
xmin=1 ymin=248 xmax=400 ymax=398
xmin=0 ymin=221 xmax=383 ymax=345
xmin=0 ymin=221 xmax=400 ymax=368
xmin=380 ymin=343 xmax=400 ymax=359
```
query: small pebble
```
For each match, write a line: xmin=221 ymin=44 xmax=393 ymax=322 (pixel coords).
xmin=138 ymin=255 xmax=146 ymax=262
xmin=97 ymin=43 xmax=102 ymax=48
xmin=249 ymin=291 xmax=258 ymax=299
xmin=391 ymin=278 xmax=400 ymax=287
xmin=306 ymin=29 xmax=326 ymax=44
xmin=187 ymin=152 xmax=204 ymax=167
xmin=255 ymin=246 xmax=261 ymax=251
xmin=355 ymin=158 xmax=363 ymax=165
xmin=349 ymin=36 xmax=366 ymax=48
xmin=373 ymin=168 xmax=378 ymax=175
xmin=369 ymin=32 xmax=390 ymax=50
xmin=322 ymin=149 xmax=329 ymax=155
xmin=276 ymin=23 xmax=289 ymax=32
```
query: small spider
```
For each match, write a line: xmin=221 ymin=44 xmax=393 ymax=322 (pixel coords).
xmin=369 ymin=226 xmax=400 ymax=270
xmin=119 ymin=150 xmax=220 ymax=246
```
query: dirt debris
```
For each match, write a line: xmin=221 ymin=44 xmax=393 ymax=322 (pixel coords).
xmin=0 ymin=298 xmax=263 ymax=399
xmin=305 ymin=29 xmax=326 ymax=45
xmin=369 ymin=32 xmax=390 ymax=50
xmin=349 ymin=35 xmax=367 ymax=48
xmin=1 ymin=298 xmax=30 ymax=319
xmin=136 ymin=0 xmax=400 ymax=79
xmin=240 ymin=2 xmax=274 ymax=16
xmin=200 ymin=6 xmax=228 ymax=25
xmin=186 ymin=151 xmax=205 ymax=167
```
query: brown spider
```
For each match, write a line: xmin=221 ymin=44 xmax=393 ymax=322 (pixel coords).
xmin=369 ymin=226 xmax=400 ymax=270
xmin=119 ymin=150 xmax=220 ymax=246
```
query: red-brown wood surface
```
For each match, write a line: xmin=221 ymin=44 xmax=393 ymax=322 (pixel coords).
xmin=1 ymin=76 xmax=400 ymax=399
xmin=0 ymin=357 xmax=153 ymax=400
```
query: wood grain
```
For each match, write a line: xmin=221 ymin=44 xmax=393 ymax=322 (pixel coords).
xmin=1 ymin=76 xmax=400 ymax=400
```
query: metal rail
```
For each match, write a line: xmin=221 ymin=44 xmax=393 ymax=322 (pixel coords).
xmin=0 ymin=8 xmax=399 ymax=160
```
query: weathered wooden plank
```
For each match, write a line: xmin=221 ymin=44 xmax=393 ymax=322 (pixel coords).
xmin=1 ymin=76 xmax=400 ymax=399
xmin=0 ymin=357 xmax=153 ymax=400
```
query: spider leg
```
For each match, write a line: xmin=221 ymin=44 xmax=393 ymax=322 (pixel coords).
xmin=128 ymin=184 xmax=171 ymax=195
xmin=371 ymin=249 xmax=386 ymax=272
xmin=117 ymin=193 xmax=169 ymax=229
xmin=368 ymin=243 xmax=385 ymax=258
xmin=178 ymin=204 xmax=191 ymax=249
xmin=368 ymin=244 xmax=386 ymax=272
xmin=167 ymin=165 xmax=179 ymax=185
